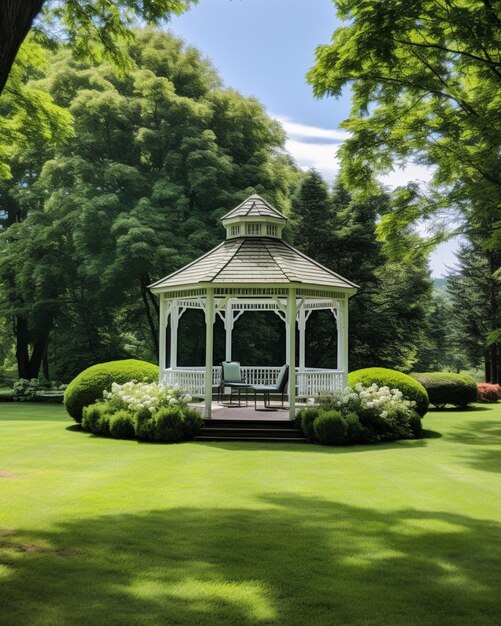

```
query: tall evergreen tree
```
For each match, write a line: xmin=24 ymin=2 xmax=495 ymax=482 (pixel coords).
xmin=290 ymin=169 xmax=332 ymax=262
xmin=447 ymin=239 xmax=501 ymax=383
xmin=290 ymin=173 xmax=433 ymax=371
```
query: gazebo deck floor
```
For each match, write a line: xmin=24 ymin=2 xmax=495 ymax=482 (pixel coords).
xmin=209 ymin=403 xmax=291 ymax=421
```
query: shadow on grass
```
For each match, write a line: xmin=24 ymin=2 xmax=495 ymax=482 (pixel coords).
xmin=421 ymin=429 xmax=442 ymax=439
xmin=461 ymin=448 xmax=501 ymax=474
xmin=1 ymin=496 xmax=500 ymax=626
xmin=65 ymin=424 xmax=82 ymax=432
xmin=447 ymin=420 xmax=501 ymax=446
xmin=427 ymin=405 xmax=492 ymax=412
xmin=197 ymin=437 xmax=428 ymax=454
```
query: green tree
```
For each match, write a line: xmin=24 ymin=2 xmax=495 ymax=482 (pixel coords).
xmin=0 ymin=30 xmax=299 ymax=380
xmin=308 ymin=0 xmax=501 ymax=252
xmin=0 ymin=0 xmax=197 ymax=96
xmin=447 ymin=238 xmax=501 ymax=383
xmin=413 ymin=288 xmax=459 ymax=373
xmin=290 ymin=169 xmax=332 ymax=260
xmin=290 ymin=173 xmax=432 ymax=371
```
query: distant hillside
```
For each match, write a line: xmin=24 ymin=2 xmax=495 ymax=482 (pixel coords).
xmin=433 ymin=278 xmax=448 ymax=292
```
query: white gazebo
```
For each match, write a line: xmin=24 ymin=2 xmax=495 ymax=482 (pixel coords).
xmin=149 ymin=194 xmax=358 ymax=419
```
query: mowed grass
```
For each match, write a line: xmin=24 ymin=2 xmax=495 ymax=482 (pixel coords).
xmin=1 ymin=403 xmax=501 ymax=626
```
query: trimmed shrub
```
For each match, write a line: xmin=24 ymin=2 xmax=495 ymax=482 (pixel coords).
xmin=298 ymin=406 xmax=321 ymax=441
xmin=182 ymin=407 xmax=204 ymax=439
xmin=153 ymin=407 xmax=185 ymax=442
xmin=344 ymin=412 xmax=364 ymax=444
xmin=82 ymin=402 xmax=110 ymax=434
xmin=477 ymin=383 xmax=501 ymax=403
xmin=314 ymin=410 xmax=348 ymax=445
xmin=109 ymin=410 xmax=135 ymax=439
xmin=64 ymin=359 xmax=159 ymax=422
xmin=411 ymin=372 xmax=477 ymax=408
xmin=408 ymin=412 xmax=423 ymax=439
xmin=348 ymin=368 xmax=429 ymax=416
xmin=135 ymin=407 xmax=156 ymax=441
xmin=97 ymin=412 xmax=111 ymax=436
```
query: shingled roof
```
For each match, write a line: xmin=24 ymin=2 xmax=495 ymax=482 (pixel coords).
xmin=221 ymin=194 xmax=287 ymax=222
xmin=149 ymin=237 xmax=358 ymax=291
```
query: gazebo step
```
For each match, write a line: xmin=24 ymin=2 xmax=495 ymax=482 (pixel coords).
xmin=196 ymin=419 xmax=306 ymax=442
xmin=203 ymin=418 xmax=299 ymax=429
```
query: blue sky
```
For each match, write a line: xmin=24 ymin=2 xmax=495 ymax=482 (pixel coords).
xmin=168 ymin=0 xmax=457 ymax=276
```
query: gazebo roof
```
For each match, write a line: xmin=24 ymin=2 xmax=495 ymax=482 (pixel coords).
xmin=221 ymin=194 xmax=287 ymax=222
xmin=149 ymin=236 xmax=358 ymax=292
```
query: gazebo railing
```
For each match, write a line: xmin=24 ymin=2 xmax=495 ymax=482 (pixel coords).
xmin=161 ymin=366 xmax=345 ymax=398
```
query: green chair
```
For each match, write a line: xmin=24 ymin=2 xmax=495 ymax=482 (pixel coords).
xmin=219 ymin=361 xmax=252 ymax=406
xmin=251 ymin=365 xmax=289 ymax=409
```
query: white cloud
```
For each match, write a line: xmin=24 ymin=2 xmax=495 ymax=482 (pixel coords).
xmin=275 ymin=115 xmax=454 ymax=277
xmin=275 ymin=115 xmax=434 ymax=189
xmin=276 ymin=115 xmax=350 ymax=142
xmin=284 ymin=138 xmax=342 ymax=180
xmin=379 ymin=163 xmax=434 ymax=188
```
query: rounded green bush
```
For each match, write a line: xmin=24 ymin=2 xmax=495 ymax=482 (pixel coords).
xmin=64 ymin=359 xmax=159 ymax=422
xmin=344 ymin=412 xmax=364 ymax=444
xmin=82 ymin=402 xmax=110 ymax=434
xmin=182 ymin=407 xmax=204 ymax=439
xmin=153 ymin=407 xmax=185 ymax=443
xmin=348 ymin=367 xmax=429 ymax=417
xmin=97 ymin=412 xmax=112 ymax=437
xmin=298 ymin=406 xmax=322 ymax=440
xmin=410 ymin=372 xmax=477 ymax=408
xmin=109 ymin=410 xmax=135 ymax=439
xmin=408 ymin=412 xmax=423 ymax=438
xmin=135 ymin=408 xmax=156 ymax=441
xmin=314 ymin=410 xmax=348 ymax=445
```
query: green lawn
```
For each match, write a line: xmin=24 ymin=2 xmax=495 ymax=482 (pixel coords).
xmin=1 ymin=403 xmax=501 ymax=626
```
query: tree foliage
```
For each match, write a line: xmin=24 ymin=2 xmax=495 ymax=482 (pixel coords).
xmin=0 ymin=0 xmax=197 ymax=96
xmin=308 ymin=0 xmax=501 ymax=251
xmin=289 ymin=170 xmax=433 ymax=372
xmin=447 ymin=238 xmax=501 ymax=383
xmin=0 ymin=30 xmax=300 ymax=380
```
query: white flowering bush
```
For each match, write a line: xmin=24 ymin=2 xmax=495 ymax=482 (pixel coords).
xmin=322 ymin=382 xmax=414 ymax=415
xmin=298 ymin=382 xmax=422 ymax=445
xmin=82 ymin=380 xmax=202 ymax=442
xmin=103 ymin=381 xmax=192 ymax=414
xmin=317 ymin=382 xmax=420 ymax=441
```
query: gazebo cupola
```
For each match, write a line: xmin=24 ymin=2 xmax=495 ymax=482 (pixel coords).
xmin=149 ymin=193 xmax=359 ymax=419
xmin=222 ymin=194 xmax=287 ymax=240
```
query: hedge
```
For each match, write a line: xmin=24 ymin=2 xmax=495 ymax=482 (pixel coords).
xmin=81 ymin=403 xmax=203 ymax=443
xmin=411 ymin=372 xmax=477 ymax=408
xmin=64 ymin=359 xmax=159 ymax=422
xmin=348 ymin=367 xmax=429 ymax=417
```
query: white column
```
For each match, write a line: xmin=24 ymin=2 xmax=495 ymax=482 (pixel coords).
xmin=204 ymin=288 xmax=215 ymax=419
xmin=337 ymin=298 xmax=349 ymax=386
xmin=225 ymin=299 xmax=233 ymax=361
xmin=158 ymin=295 xmax=167 ymax=376
xmin=287 ymin=288 xmax=297 ymax=421
xmin=298 ymin=306 xmax=306 ymax=371
xmin=169 ymin=302 xmax=179 ymax=369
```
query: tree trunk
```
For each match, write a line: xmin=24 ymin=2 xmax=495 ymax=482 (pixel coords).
xmin=14 ymin=314 xmax=52 ymax=379
xmin=0 ymin=0 xmax=46 ymax=95
xmin=15 ymin=316 xmax=31 ymax=379
xmin=42 ymin=344 xmax=50 ymax=381
xmin=29 ymin=330 xmax=50 ymax=379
